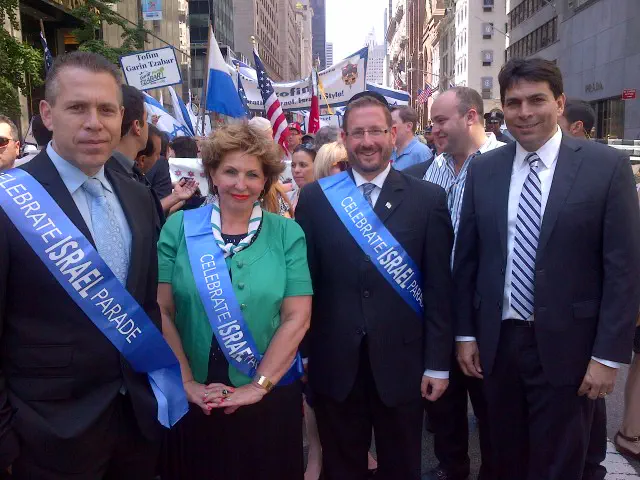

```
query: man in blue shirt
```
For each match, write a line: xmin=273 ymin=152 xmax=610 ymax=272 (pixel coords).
xmin=390 ymin=105 xmax=433 ymax=170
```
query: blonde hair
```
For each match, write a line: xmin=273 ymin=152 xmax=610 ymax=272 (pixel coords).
xmin=200 ymin=124 xmax=284 ymax=196
xmin=314 ymin=142 xmax=348 ymax=179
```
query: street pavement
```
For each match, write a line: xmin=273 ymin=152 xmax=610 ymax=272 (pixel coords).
xmin=419 ymin=364 xmax=640 ymax=479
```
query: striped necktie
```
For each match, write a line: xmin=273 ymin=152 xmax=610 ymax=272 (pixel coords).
xmin=362 ymin=183 xmax=376 ymax=207
xmin=510 ymin=153 xmax=541 ymax=320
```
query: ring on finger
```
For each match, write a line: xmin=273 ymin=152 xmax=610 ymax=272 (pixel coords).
xmin=222 ymin=389 xmax=230 ymax=397
xmin=598 ymin=392 xmax=607 ymax=398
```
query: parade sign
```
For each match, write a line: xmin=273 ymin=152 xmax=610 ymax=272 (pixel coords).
xmin=236 ymin=47 xmax=369 ymax=112
xmin=141 ymin=0 xmax=162 ymax=20
xmin=120 ymin=47 xmax=182 ymax=91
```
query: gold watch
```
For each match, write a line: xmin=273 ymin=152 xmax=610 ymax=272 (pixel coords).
xmin=253 ymin=374 xmax=275 ymax=393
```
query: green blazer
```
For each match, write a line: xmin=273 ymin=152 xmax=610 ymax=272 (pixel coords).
xmin=158 ymin=209 xmax=313 ymax=386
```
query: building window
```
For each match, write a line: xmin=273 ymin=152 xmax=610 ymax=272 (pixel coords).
xmin=507 ymin=17 xmax=558 ymax=59
xmin=483 ymin=0 xmax=494 ymax=12
xmin=482 ymin=50 xmax=493 ymax=66
xmin=509 ymin=0 xmax=548 ymax=30
xmin=481 ymin=77 xmax=493 ymax=99
xmin=482 ymin=23 xmax=494 ymax=39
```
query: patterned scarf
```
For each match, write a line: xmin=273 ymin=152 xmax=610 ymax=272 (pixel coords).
xmin=209 ymin=196 xmax=263 ymax=258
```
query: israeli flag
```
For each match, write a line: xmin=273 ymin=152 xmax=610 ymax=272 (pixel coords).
xmin=204 ymin=26 xmax=246 ymax=118
xmin=142 ymin=92 xmax=193 ymax=139
xmin=168 ymin=86 xmax=196 ymax=136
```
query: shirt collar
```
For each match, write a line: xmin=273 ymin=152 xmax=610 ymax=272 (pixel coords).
xmin=515 ymin=126 xmax=562 ymax=171
xmin=112 ymin=150 xmax=135 ymax=173
xmin=47 ymin=142 xmax=111 ymax=194
xmin=352 ymin=162 xmax=391 ymax=190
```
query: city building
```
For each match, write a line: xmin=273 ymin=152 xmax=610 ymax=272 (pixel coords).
xmin=295 ymin=0 xmax=314 ymax=75
xmin=405 ymin=0 xmax=426 ymax=111
xmin=233 ymin=0 xmax=283 ymax=80
xmin=279 ymin=0 xmax=303 ymax=80
xmin=443 ymin=0 xmax=507 ymax=113
xmin=310 ymin=0 xmax=326 ymax=69
xmin=422 ymin=0 xmax=447 ymax=125
xmin=387 ymin=0 xmax=408 ymax=91
xmin=325 ymin=41 xmax=334 ymax=67
xmin=506 ymin=0 xmax=640 ymax=139
xmin=365 ymin=31 xmax=385 ymax=85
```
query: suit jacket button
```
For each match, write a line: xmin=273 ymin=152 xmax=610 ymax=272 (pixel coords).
xmin=500 ymin=267 xmax=505 ymax=275
xmin=237 ymin=261 xmax=244 ymax=269
xmin=240 ymin=303 xmax=247 ymax=310
xmin=238 ymin=282 xmax=245 ymax=290
xmin=363 ymin=290 xmax=370 ymax=298
xmin=364 ymin=256 xmax=371 ymax=263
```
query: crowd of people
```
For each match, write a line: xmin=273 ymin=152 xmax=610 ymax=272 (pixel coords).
xmin=0 ymin=49 xmax=639 ymax=480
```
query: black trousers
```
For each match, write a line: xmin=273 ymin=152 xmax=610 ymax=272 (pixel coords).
xmin=424 ymin=354 xmax=494 ymax=478
xmin=583 ymin=398 xmax=607 ymax=480
xmin=483 ymin=322 xmax=595 ymax=480
xmin=12 ymin=395 xmax=160 ymax=480
xmin=314 ymin=341 xmax=423 ymax=480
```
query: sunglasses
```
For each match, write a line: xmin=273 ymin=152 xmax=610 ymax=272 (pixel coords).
xmin=333 ymin=159 xmax=349 ymax=172
xmin=0 ymin=137 xmax=11 ymax=148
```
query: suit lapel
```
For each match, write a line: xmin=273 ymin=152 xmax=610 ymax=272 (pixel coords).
xmin=374 ymin=167 xmax=405 ymax=224
xmin=493 ymin=143 xmax=516 ymax=261
xmin=538 ymin=138 xmax=583 ymax=254
xmin=26 ymin=152 xmax=96 ymax=247
xmin=105 ymin=166 xmax=144 ymax=294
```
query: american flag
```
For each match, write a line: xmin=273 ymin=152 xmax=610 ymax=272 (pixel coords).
xmin=253 ymin=50 xmax=290 ymax=151
xmin=417 ymin=84 xmax=433 ymax=104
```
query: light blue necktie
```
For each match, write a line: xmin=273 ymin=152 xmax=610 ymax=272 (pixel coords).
xmin=362 ymin=183 xmax=376 ymax=207
xmin=510 ymin=153 xmax=541 ymax=320
xmin=82 ymin=178 xmax=129 ymax=285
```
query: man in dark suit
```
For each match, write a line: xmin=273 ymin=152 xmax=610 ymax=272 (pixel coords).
xmin=296 ymin=92 xmax=454 ymax=480
xmin=454 ymin=58 xmax=640 ymax=479
xmin=108 ymin=85 xmax=164 ymax=229
xmin=0 ymin=51 xmax=166 ymax=479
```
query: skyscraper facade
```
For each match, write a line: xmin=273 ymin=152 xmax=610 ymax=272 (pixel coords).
xmin=311 ymin=0 xmax=327 ymax=69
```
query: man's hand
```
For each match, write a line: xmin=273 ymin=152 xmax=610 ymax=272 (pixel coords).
xmin=421 ymin=376 xmax=449 ymax=402
xmin=456 ymin=341 xmax=483 ymax=379
xmin=578 ymin=359 xmax=618 ymax=400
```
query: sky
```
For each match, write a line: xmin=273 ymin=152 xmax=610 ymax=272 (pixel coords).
xmin=326 ymin=0 xmax=388 ymax=61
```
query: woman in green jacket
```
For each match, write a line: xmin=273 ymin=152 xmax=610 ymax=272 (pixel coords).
xmin=157 ymin=124 xmax=313 ymax=479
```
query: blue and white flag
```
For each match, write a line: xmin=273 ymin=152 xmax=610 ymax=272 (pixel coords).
xmin=168 ymin=86 xmax=196 ymax=136
xmin=40 ymin=31 xmax=54 ymax=73
xmin=142 ymin=92 xmax=193 ymax=139
xmin=237 ymin=70 xmax=251 ymax=117
xmin=204 ymin=26 xmax=246 ymax=118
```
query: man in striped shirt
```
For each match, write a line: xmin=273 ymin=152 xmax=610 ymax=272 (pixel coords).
xmin=406 ymin=87 xmax=504 ymax=480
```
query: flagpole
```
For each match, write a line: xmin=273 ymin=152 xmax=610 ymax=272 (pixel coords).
xmin=201 ymin=22 xmax=212 ymax=137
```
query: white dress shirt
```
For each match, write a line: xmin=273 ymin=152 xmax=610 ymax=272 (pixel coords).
xmin=353 ymin=163 xmax=449 ymax=379
xmin=351 ymin=162 xmax=391 ymax=207
xmin=458 ymin=128 xmax=618 ymax=368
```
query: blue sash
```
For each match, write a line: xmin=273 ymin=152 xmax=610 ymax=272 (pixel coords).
xmin=0 ymin=169 xmax=187 ymax=428
xmin=318 ymin=171 xmax=424 ymax=315
xmin=183 ymin=205 xmax=303 ymax=385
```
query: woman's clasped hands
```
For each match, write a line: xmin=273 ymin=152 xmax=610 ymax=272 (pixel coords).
xmin=184 ymin=380 xmax=266 ymax=415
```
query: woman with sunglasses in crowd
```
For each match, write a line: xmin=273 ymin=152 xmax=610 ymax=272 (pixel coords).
xmin=289 ymin=142 xmax=317 ymax=215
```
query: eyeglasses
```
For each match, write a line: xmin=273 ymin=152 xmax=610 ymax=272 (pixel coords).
xmin=344 ymin=128 xmax=389 ymax=139
xmin=0 ymin=137 xmax=11 ymax=148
